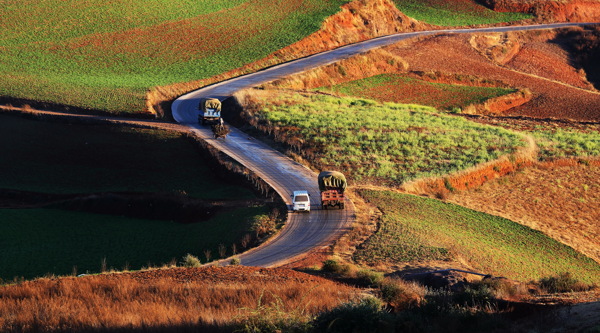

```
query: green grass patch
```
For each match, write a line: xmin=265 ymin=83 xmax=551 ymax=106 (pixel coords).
xmin=356 ymin=190 xmax=600 ymax=284
xmin=393 ymin=0 xmax=531 ymax=26
xmin=0 ymin=113 xmax=253 ymax=199
xmin=531 ymin=129 xmax=600 ymax=160
xmin=254 ymin=92 xmax=525 ymax=185
xmin=0 ymin=0 xmax=349 ymax=113
xmin=316 ymin=74 xmax=517 ymax=111
xmin=0 ymin=206 xmax=266 ymax=281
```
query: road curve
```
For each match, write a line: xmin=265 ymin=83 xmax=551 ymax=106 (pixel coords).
xmin=172 ymin=22 xmax=597 ymax=267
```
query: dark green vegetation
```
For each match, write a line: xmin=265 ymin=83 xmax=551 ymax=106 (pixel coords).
xmin=252 ymin=92 xmax=525 ymax=185
xmin=0 ymin=206 xmax=264 ymax=281
xmin=393 ymin=0 xmax=531 ymax=26
xmin=0 ymin=114 xmax=253 ymax=198
xmin=0 ymin=114 xmax=267 ymax=280
xmin=316 ymin=74 xmax=517 ymax=111
xmin=0 ymin=0 xmax=349 ymax=113
xmin=356 ymin=190 xmax=600 ymax=284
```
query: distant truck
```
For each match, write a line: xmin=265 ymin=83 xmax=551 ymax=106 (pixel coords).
xmin=318 ymin=171 xmax=346 ymax=210
xmin=198 ymin=97 xmax=222 ymax=125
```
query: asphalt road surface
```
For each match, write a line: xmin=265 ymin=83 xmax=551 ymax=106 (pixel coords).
xmin=172 ymin=23 xmax=597 ymax=267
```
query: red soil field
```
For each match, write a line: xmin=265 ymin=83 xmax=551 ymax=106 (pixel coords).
xmin=388 ymin=30 xmax=600 ymax=121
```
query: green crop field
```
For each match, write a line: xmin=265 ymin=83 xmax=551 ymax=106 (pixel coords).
xmin=0 ymin=113 xmax=268 ymax=281
xmin=532 ymin=129 xmax=600 ymax=160
xmin=251 ymin=92 xmax=525 ymax=185
xmin=393 ymin=0 xmax=531 ymax=26
xmin=0 ymin=0 xmax=349 ymax=114
xmin=316 ymin=74 xmax=517 ymax=111
xmin=356 ymin=190 xmax=600 ymax=284
xmin=0 ymin=206 xmax=265 ymax=281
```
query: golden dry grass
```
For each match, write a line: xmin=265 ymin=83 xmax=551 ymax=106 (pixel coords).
xmin=0 ymin=266 xmax=358 ymax=332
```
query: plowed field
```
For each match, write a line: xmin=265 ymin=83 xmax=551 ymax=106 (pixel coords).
xmin=388 ymin=31 xmax=600 ymax=121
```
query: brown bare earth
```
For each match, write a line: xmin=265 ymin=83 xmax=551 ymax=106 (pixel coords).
xmin=388 ymin=29 xmax=600 ymax=121
xmin=482 ymin=0 xmax=600 ymax=22
xmin=448 ymin=162 xmax=600 ymax=264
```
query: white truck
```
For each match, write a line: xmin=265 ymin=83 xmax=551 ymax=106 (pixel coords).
xmin=292 ymin=190 xmax=311 ymax=212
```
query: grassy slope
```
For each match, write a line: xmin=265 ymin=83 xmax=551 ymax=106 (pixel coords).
xmin=533 ymin=129 xmax=600 ymax=160
xmin=357 ymin=190 xmax=600 ymax=284
xmin=252 ymin=92 xmax=525 ymax=185
xmin=316 ymin=74 xmax=517 ymax=111
xmin=0 ymin=0 xmax=348 ymax=113
xmin=0 ymin=267 xmax=357 ymax=332
xmin=469 ymin=118 xmax=600 ymax=160
xmin=0 ymin=206 xmax=264 ymax=281
xmin=448 ymin=163 xmax=600 ymax=264
xmin=393 ymin=0 xmax=531 ymax=26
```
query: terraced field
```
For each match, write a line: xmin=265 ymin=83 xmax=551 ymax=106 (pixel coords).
xmin=392 ymin=0 xmax=531 ymax=26
xmin=315 ymin=73 xmax=517 ymax=111
xmin=244 ymin=90 xmax=526 ymax=185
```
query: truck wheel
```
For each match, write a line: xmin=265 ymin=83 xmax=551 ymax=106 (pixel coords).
xmin=340 ymin=203 xmax=345 ymax=209
xmin=323 ymin=204 xmax=327 ymax=210
xmin=201 ymin=119 xmax=206 ymax=126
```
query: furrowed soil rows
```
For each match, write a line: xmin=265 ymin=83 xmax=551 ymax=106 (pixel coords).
xmin=389 ymin=31 xmax=600 ymax=121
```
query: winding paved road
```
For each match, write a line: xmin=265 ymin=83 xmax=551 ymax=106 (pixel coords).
xmin=172 ymin=22 xmax=597 ymax=267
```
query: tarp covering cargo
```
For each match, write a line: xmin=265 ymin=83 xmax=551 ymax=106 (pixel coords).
xmin=199 ymin=98 xmax=221 ymax=112
xmin=318 ymin=171 xmax=347 ymax=192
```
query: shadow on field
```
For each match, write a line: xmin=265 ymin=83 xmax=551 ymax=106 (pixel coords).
xmin=0 ymin=189 xmax=265 ymax=223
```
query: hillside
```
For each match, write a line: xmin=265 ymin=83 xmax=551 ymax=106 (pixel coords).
xmin=449 ymin=162 xmax=600 ymax=264
xmin=2 ymin=0 xmax=600 ymax=332
xmin=0 ymin=0 xmax=349 ymax=115
xmin=0 ymin=266 xmax=358 ymax=332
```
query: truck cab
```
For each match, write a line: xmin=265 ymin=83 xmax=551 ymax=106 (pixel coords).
xmin=292 ymin=191 xmax=310 ymax=212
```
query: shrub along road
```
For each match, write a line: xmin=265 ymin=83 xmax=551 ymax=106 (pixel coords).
xmin=172 ymin=22 xmax=597 ymax=267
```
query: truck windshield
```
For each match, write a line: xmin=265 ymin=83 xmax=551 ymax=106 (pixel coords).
xmin=295 ymin=195 xmax=309 ymax=202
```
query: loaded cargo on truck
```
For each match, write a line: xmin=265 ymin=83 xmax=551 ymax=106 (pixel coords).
xmin=318 ymin=171 xmax=346 ymax=210
xmin=198 ymin=97 xmax=222 ymax=125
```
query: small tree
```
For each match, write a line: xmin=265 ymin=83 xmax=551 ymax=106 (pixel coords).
xmin=203 ymin=249 xmax=212 ymax=263
xmin=182 ymin=253 xmax=201 ymax=268
xmin=218 ymin=243 xmax=227 ymax=258
xmin=250 ymin=214 xmax=276 ymax=237
xmin=241 ymin=233 xmax=252 ymax=249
